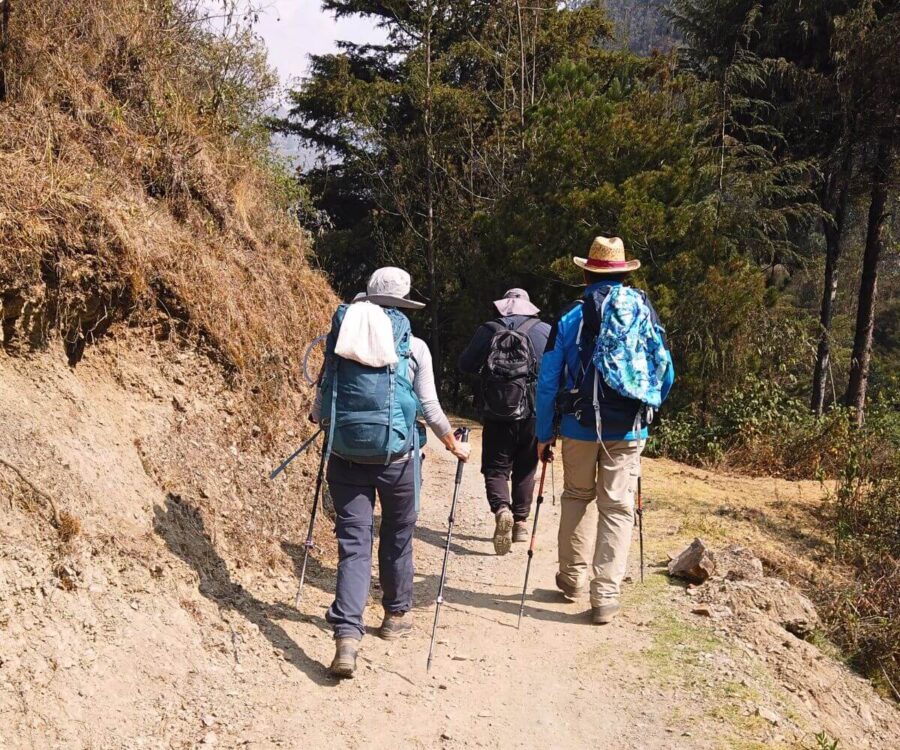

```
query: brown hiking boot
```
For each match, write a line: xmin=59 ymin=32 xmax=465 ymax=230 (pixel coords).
xmin=555 ymin=572 xmax=586 ymax=601
xmin=591 ymin=600 xmax=621 ymax=625
xmin=329 ymin=637 xmax=359 ymax=678
xmin=378 ymin=611 xmax=413 ymax=641
xmin=493 ymin=507 xmax=514 ymax=555
xmin=512 ymin=520 xmax=529 ymax=543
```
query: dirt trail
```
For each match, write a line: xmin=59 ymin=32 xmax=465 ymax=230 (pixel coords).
xmin=2 ymin=347 xmax=899 ymax=749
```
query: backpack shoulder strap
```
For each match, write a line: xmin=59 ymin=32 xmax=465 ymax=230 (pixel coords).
xmin=485 ymin=320 xmax=506 ymax=334
xmin=515 ymin=317 xmax=541 ymax=336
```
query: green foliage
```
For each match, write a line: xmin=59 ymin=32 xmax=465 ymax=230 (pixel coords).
xmin=812 ymin=733 xmax=840 ymax=750
xmin=283 ymin=0 xmax=897 ymax=473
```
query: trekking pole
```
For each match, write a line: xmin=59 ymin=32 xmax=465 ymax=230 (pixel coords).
xmin=293 ymin=436 xmax=329 ymax=607
xmin=517 ymin=445 xmax=553 ymax=629
xmin=427 ymin=427 xmax=470 ymax=673
xmin=636 ymin=469 xmax=644 ymax=584
xmin=269 ymin=429 xmax=323 ymax=480
xmin=551 ymin=455 xmax=556 ymax=506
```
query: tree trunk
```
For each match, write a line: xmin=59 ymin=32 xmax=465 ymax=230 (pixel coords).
xmin=515 ymin=0 xmax=526 ymax=150
xmin=424 ymin=3 xmax=441 ymax=383
xmin=844 ymin=137 xmax=892 ymax=425
xmin=811 ymin=148 xmax=852 ymax=415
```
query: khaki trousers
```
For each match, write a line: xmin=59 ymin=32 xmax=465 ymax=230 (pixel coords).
xmin=557 ymin=438 xmax=642 ymax=605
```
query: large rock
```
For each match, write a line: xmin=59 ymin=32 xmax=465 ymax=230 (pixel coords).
xmin=717 ymin=545 xmax=764 ymax=581
xmin=668 ymin=538 xmax=717 ymax=583
xmin=697 ymin=576 xmax=820 ymax=639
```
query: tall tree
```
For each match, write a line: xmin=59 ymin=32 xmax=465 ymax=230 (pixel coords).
xmin=669 ymin=0 xmax=900 ymax=417
xmin=837 ymin=4 xmax=900 ymax=422
xmin=846 ymin=137 xmax=894 ymax=423
xmin=275 ymin=1 xmax=609 ymax=381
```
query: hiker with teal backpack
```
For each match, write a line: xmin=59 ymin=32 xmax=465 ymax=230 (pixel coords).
xmin=535 ymin=237 xmax=674 ymax=625
xmin=311 ymin=267 xmax=470 ymax=678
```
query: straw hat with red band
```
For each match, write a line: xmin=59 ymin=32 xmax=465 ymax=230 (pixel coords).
xmin=573 ymin=236 xmax=640 ymax=274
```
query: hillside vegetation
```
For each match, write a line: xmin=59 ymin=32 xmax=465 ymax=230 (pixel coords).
xmin=0 ymin=0 xmax=333 ymax=436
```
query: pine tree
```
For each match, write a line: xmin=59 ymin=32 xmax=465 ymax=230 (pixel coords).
xmin=274 ymin=1 xmax=609 ymax=379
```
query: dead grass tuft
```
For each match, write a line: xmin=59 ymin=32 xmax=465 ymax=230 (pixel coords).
xmin=56 ymin=510 xmax=82 ymax=544
xmin=0 ymin=0 xmax=335 ymax=437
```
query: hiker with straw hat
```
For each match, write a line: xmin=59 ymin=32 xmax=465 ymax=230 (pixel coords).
xmin=311 ymin=267 xmax=471 ymax=677
xmin=458 ymin=289 xmax=551 ymax=554
xmin=534 ymin=237 xmax=674 ymax=625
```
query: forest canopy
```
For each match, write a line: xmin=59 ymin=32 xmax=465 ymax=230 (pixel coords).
xmin=277 ymin=0 xmax=898 ymax=473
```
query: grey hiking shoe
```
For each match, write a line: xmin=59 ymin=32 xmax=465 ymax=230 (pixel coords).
xmin=555 ymin=572 xmax=586 ymax=601
xmin=493 ymin=507 xmax=514 ymax=555
xmin=378 ymin=611 xmax=412 ymax=641
xmin=512 ymin=520 xmax=529 ymax=543
xmin=591 ymin=600 xmax=621 ymax=625
xmin=329 ymin=637 xmax=359 ymax=678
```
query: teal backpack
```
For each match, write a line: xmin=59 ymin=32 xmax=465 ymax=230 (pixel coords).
xmin=320 ymin=304 xmax=424 ymax=503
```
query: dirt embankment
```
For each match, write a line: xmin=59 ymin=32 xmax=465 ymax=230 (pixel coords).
xmin=2 ymin=339 xmax=899 ymax=750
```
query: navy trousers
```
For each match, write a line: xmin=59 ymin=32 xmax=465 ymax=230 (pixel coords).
xmin=325 ymin=454 xmax=419 ymax=640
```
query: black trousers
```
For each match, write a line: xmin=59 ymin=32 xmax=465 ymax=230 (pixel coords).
xmin=481 ymin=418 xmax=538 ymax=521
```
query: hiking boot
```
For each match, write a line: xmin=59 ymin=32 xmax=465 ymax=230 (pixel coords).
xmin=512 ymin=520 xmax=529 ymax=543
xmin=329 ymin=637 xmax=359 ymax=678
xmin=378 ymin=611 xmax=413 ymax=641
xmin=591 ymin=600 xmax=621 ymax=625
xmin=555 ymin=572 xmax=586 ymax=601
xmin=493 ymin=507 xmax=514 ymax=555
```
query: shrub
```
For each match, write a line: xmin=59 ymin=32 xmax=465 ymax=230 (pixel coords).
xmin=822 ymin=433 xmax=900 ymax=700
xmin=648 ymin=376 xmax=858 ymax=478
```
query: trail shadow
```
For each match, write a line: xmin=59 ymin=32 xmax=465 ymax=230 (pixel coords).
xmin=414 ymin=524 xmax=494 ymax=557
xmin=411 ymin=570 xmax=583 ymax=626
xmin=281 ymin=541 xmax=336 ymax=597
xmin=281 ymin=520 xmax=579 ymax=628
xmin=153 ymin=494 xmax=334 ymax=686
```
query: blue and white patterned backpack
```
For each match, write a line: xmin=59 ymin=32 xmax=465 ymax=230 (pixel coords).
xmin=592 ymin=285 xmax=671 ymax=409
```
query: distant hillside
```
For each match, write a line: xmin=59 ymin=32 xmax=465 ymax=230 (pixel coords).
xmin=603 ymin=0 xmax=679 ymax=55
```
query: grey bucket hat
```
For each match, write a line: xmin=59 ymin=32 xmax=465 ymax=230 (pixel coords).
xmin=493 ymin=288 xmax=539 ymax=317
xmin=358 ymin=267 xmax=426 ymax=310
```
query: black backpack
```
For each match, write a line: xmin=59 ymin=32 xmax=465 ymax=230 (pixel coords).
xmin=480 ymin=318 xmax=540 ymax=421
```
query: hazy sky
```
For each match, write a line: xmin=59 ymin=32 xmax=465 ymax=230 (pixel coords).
xmin=255 ymin=1 xmax=387 ymax=88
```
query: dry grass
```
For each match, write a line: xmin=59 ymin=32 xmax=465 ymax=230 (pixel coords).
xmin=0 ymin=0 xmax=335 ymax=437
xmin=56 ymin=510 xmax=82 ymax=544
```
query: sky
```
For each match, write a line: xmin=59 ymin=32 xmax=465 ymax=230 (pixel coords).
xmin=250 ymin=1 xmax=386 ymax=165
xmin=255 ymin=1 xmax=387 ymax=89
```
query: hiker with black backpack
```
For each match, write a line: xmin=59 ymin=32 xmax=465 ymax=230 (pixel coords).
xmin=311 ymin=267 xmax=470 ymax=678
xmin=535 ymin=237 xmax=674 ymax=625
xmin=458 ymin=289 xmax=550 ymax=555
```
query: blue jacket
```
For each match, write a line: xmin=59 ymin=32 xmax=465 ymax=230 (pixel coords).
xmin=535 ymin=281 xmax=674 ymax=443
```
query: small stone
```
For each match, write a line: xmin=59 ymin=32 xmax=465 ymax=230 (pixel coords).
xmin=202 ymin=715 xmax=215 ymax=727
xmin=201 ymin=731 xmax=218 ymax=745
xmin=756 ymin=706 xmax=780 ymax=725
xmin=477 ymin=711 xmax=492 ymax=718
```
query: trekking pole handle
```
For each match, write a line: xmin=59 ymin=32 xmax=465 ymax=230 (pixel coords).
xmin=541 ymin=443 xmax=555 ymax=464
xmin=453 ymin=427 xmax=470 ymax=484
